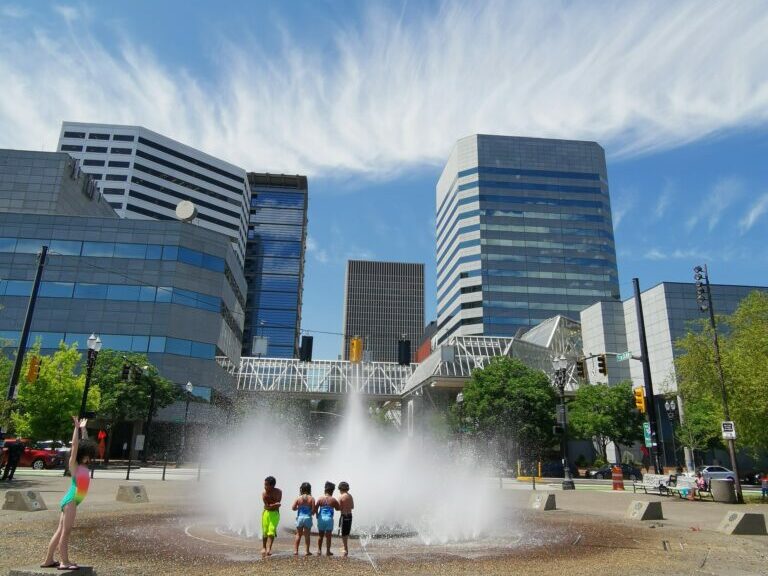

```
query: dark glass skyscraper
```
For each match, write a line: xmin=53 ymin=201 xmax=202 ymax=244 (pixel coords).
xmin=436 ymin=135 xmax=619 ymax=343
xmin=243 ymin=173 xmax=308 ymax=358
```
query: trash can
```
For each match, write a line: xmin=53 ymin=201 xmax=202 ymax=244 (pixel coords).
xmin=710 ymin=479 xmax=737 ymax=503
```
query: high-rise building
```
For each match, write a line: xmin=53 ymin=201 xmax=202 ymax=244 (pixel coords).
xmin=243 ymin=173 xmax=308 ymax=358
xmin=342 ymin=260 xmax=424 ymax=363
xmin=57 ymin=122 xmax=251 ymax=265
xmin=436 ymin=135 xmax=619 ymax=343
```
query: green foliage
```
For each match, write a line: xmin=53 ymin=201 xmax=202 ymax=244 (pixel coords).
xmin=90 ymin=349 xmax=177 ymax=423
xmin=459 ymin=356 xmax=556 ymax=460
xmin=0 ymin=351 xmax=12 ymax=432
xmin=568 ymin=381 xmax=644 ymax=460
xmin=676 ymin=291 xmax=768 ymax=455
xmin=11 ymin=342 xmax=99 ymax=441
xmin=674 ymin=394 xmax=720 ymax=459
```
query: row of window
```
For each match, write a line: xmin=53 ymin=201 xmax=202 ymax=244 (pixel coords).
xmin=0 ymin=237 xmax=225 ymax=272
xmin=0 ymin=330 xmax=214 ymax=359
xmin=249 ymin=223 xmax=305 ymax=241
xmin=83 ymin=159 xmax=130 ymax=168
xmin=250 ymin=191 xmax=306 ymax=209
xmin=137 ymin=137 xmax=243 ymax=185
xmin=133 ymin=161 xmax=243 ymax=209
xmin=135 ymin=148 xmax=242 ymax=197
xmin=0 ymin=279 xmax=220 ymax=312
xmin=127 ymin=189 xmax=240 ymax=233
xmin=63 ymin=131 xmax=135 ymax=142
xmin=60 ymin=145 xmax=132 ymax=154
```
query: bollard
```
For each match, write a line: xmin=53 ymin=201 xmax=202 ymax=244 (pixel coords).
xmin=532 ymin=476 xmax=536 ymax=491
xmin=90 ymin=462 xmax=94 ymax=479
xmin=162 ymin=452 xmax=167 ymax=481
xmin=126 ymin=454 xmax=132 ymax=481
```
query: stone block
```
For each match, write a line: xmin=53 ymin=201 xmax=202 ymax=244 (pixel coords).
xmin=9 ymin=567 xmax=94 ymax=575
xmin=116 ymin=483 xmax=149 ymax=504
xmin=530 ymin=492 xmax=556 ymax=511
xmin=626 ymin=500 xmax=663 ymax=521
xmin=717 ymin=511 xmax=767 ymax=535
xmin=2 ymin=490 xmax=47 ymax=512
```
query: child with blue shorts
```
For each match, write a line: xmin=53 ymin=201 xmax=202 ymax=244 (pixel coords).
xmin=314 ymin=481 xmax=340 ymax=556
xmin=292 ymin=482 xmax=315 ymax=556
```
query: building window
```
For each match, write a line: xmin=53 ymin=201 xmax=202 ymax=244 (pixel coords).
xmin=103 ymin=187 xmax=125 ymax=194
xmin=106 ymin=174 xmax=128 ymax=181
xmin=61 ymin=145 xmax=83 ymax=152
xmin=63 ymin=131 xmax=85 ymax=139
xmin=88 ymin=133 xmax=110 ymax=140
xmin=113 ymin=134 xmax=135 ymax=141
xmin=85 ymin=146 xmax=107 ymax=153
xmin=83 ymin=159 xmax=105 ymax=166
xmin=110 ymin=147 xmax=132 ymax=155
xmin=108 ymin=161 xmax=130 ymax=168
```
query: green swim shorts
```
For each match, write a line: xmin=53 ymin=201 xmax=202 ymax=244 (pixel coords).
xmin=262 ymin=509 xmax=280 ymax=537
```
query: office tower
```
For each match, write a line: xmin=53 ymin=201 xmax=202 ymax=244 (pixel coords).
xmin=342 ymin=260 xmax=424 ymax=363
xmin=436 ymin=134 xmax=620 ymax=343
xmin=57 ymin=122 xmax=250 ymax=265
xmin=243 ymin=173 xmax=308 ymax=358
xmin=0 ymin=149 xmax=247 ymax=450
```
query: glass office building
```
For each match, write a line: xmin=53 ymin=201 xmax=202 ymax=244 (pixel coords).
xmin=243 ymin=173 xmax=308 ymax=358
xmin=436 ymin=135 xmax=620 ymax=343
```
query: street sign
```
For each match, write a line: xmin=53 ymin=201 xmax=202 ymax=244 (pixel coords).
xmin=643 ymin=422 xmax=652 ymax=447
xmin=134 ymin=434 xmax=145 ymax=451
xmin=616 ymin=351 xmax=631 ymax=362
xmin=721 ymin=421 xmax=737 ymax=440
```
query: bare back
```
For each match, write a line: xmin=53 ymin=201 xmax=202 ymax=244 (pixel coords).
xmin=339 ymin=492 xmax=354 ymax=515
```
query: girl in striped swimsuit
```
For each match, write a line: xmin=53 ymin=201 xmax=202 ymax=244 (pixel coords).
xmin=41 ymin=416 xmax=96 ymax=571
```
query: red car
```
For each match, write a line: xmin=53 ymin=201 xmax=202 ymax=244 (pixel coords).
xmin=1 ymin=439 xmax=63 ymax=470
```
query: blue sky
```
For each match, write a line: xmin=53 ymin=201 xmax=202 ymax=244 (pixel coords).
xmin=1 ymin=1 xmax=767 ymax=359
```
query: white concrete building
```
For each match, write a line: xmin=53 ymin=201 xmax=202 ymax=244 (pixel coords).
xmin=57 ymin=122 xmax=250 ymax=265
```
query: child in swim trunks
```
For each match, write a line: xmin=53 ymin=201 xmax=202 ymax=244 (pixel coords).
xmin=292 ymin=482 xmax=315 ymax=556
xmin=338 ymin=481 xmax=354 ymax=557
xmin=262 ymin=476 xmax=282 ymax=558
xmin=41 ymin=416 xmax=96 ymax=571
xmin=314 ymin=481 xmax=340 ymax=556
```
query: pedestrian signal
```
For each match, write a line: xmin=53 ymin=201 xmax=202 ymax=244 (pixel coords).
xmin=576 ymin=359 xmax=586 ymax=378
xmin=634 ymin=387 xmax=646 ymax=413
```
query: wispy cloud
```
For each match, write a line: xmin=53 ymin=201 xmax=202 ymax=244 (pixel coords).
xmin=1 ymin=1 xmax=768 ymax=177
xmin=306 ymin=236 xmax=329 ymax=264
xmin=685 ymin=177 xmax=743 ymax=232
xmin=611 ymin=188 xmax=636 ymax=230
xmin=644 ymin=248 xmax=712 ymax=261
xmin=0 ymin=5 xmax=28 ymax=19
xmin=655 ymin=180 xmax=675 ymax=220
xmin=739 ymin=193 xmax=768 ymax=233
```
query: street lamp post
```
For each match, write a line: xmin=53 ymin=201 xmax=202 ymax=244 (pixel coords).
xmin=694 ymin=265 xmax=743 ymax=503
xmin=553 ymin=356 xmax=575 ymax=490
xmin=180 ymin=381 xmax=194 ymax=464
xmin=142 ymin=366 xmax=156 ymax=463
xmin=664 ymin=399 xmax=680 ymax=469
xmin=79 ymin=334 xmax=102 ymax=419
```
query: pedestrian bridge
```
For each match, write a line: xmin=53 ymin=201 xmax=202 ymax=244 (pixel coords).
xmin=217 ymin=329 xmax=580 ymax=399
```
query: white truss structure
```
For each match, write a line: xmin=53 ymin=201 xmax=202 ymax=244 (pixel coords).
xmin=233 ymin=357 xmax=414 ymax=398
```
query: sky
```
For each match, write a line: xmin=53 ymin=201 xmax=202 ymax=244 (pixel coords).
xmin=1 ymin=0 xmax=767 ymax=360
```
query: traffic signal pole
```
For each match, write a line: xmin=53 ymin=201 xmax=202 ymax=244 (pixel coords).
xmin=632 ymin=278 xmax=663 ymax=474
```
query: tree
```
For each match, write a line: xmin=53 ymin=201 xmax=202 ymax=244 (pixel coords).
xmin=11 ymin=342 xmax=100 ymax=441
xmin=568 ymin=382 xmax=644 ymax=461
xmin=676 ymin=291 xmax=768 ymax=455
xmin=89 ymin=349 xmax=177 ymax=424
xmin=674 ymin=394 xmax=720 ymax=466
xmin=0 ymin=351 xmax=13 ymax=433
xmin=459 ymin=356 xmax=556 ymax=461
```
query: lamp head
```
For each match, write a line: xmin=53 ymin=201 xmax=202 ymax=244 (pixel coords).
xmin=186 ymin=382 xmax=194 ymax=393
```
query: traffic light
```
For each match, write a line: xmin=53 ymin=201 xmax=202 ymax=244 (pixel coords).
xmin=597 ymin=354 xmax=607 ymax=375
xmin=349 ymin=336 xmax=363 ymax=363
xmin=633 ymin=387 xmax=646 ymax=413
xmin=576 ymin=359 xmax=586 ymax=379
xmin=121 ymin=364 xmax=132 ymax=381
xmin=26 ymin=357 xmax=41 ymax=382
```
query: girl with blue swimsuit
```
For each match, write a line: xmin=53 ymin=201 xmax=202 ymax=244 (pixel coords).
xmin=314 ymin=481 xmax=340 ymax=556
xmin=292 ymin=482 xmax=316 ymax=556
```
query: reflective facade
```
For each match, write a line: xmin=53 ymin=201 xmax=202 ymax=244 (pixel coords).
xmin=436 ymin=135 xmax=620 ymax=343
xmin=243 ymin=174 xmax=308 ymax=358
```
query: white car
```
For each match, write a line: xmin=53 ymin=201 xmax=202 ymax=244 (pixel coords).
xmin=695 ymin=465 xmax=736 ymax=483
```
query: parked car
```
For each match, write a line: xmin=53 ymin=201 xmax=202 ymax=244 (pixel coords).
xmin=1 ymin=440 xmax=63 ymax=470
xmin=540 ymin=460 xmax=581 ymax=478
xmin=589 ymin=463 xmax=643 ymax=481
xmin=693 ymin=465 xmax=736 ymax=483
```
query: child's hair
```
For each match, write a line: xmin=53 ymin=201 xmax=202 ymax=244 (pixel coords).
xmin=324 ymin=481 xmax=335 ymax=495
xmin=76 ymin=439 xmax=97 ymax=464
xmin=338 ymin=481 xmax=349 ymax=492
xmin=300 ymin=482 xmax=311 ymax=495
xmin=265 ymin=476 xmax=277 ymax=487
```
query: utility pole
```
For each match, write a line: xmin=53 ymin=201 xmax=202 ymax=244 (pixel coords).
xmin=632 ymin=278 xmax=663 ymax=474
xmin=694 ymin=265 xmax=743 ymax=503
xmin=2 ymin=246 xmax=47 ymax=436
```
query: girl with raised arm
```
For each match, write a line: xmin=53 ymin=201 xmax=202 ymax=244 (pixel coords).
xmin=41 ymin=416 xmax=96 ymax=570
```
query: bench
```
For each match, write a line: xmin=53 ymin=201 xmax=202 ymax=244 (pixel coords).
xmin=632 ymin=473 xmax=669 ymax=495
xmin=666 ymin=476 xmax=714 ymax=501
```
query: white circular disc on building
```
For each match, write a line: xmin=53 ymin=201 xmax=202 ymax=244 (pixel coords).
xmin=175 ymin=200 xmax=198 ymax=222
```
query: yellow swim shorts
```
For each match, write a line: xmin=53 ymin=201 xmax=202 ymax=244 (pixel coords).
xmin=262 ymin=509 xmax=280 ymax=537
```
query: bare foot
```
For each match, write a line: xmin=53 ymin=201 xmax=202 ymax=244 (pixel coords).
xmin=343 ymin=551 xmax=348 ymax=557
xmin=293 ymin=551 xmax=299 ymax=556
xmin=261 ymin=549 xmax=267 ymax=559
xmin=305 ymin=552 xmax=313 ymax=557
xmin=327 ymin=551 xmax=334 ymax=556
xmin=267 ymin=551 xmax=273 ymax=557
